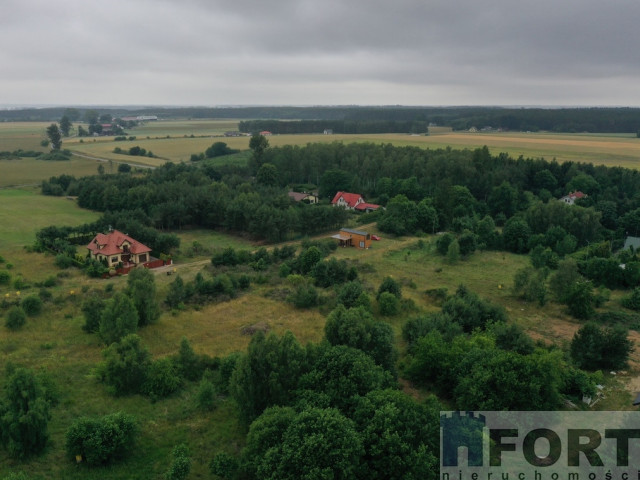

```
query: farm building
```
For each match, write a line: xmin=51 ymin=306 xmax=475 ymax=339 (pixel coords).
xmin=288 ymin=191 xmax=319 ymax=204
xmin=332 ymin=228 xmax=372 ymax=249
xmin=86 ymin=230 xmax=152 ymax=267
xmin=559 ymin=191 xmax=587 ymax=205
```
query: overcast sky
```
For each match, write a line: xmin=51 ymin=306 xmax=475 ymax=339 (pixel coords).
xmin=2 ymin=0 xmax=639 ymax=107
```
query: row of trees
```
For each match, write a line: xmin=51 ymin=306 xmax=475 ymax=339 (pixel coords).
xmin=5 ymin=106 xmax=640 ymax=133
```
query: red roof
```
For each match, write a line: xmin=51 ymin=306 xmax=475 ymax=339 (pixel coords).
xmin=354 ymin=202 xmax=380 ymax=211
xmin=87 ymin=230 xmax=151 ymax=256
xmin=567 ymin=191 xmax=586 ymax=199
xmin=331 ymin=191 xmax=363 ymax=208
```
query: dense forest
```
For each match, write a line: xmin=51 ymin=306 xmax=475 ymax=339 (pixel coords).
xmin=3 ymin=105 xmax=640 ymax=133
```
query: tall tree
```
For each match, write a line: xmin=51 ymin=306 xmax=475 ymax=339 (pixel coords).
xmin=126 ymin=268 xmax=160 ymax=327
xmin=0 ymin=368 xmax=51 ymax=458
xmin=45 ymin=123 xmax=62 ymax=150
xmin=59 ymin=115 xmax=72 ymax=137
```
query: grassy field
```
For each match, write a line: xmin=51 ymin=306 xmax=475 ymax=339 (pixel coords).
xmin=1 ymin=188 xmax=638 ymax=477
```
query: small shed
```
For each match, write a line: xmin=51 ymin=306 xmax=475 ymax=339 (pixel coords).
xmin=332 ymin=228 xmax=371 ymax=249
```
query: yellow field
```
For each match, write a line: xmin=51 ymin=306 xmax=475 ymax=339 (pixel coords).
xmin=2 ymin=120 xmax=640 ymax=184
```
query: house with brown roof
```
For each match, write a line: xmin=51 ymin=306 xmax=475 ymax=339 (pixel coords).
xmin=288 ymin=191 xmax=319 ymax=204
xmin=331 ymin=228 xmax=372 ymax=249
xmin=87 ymin=230 xmax=152 ymax=267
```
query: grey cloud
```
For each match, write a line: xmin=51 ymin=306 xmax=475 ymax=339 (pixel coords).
xmin=1 ymin=0 xmax=639 ymax=105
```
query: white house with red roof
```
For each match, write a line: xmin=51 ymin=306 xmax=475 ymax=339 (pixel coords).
xmin=331 ymin=191 xmax=380 ymax=212
xmin=559 ymin=191 xmax=587 ymax=205
xmin=86 ymin=230 xmax=152 ymax=267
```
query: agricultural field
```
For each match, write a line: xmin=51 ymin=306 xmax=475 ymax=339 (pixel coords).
xmin=3 ymin=120 xmax=640 ymax=187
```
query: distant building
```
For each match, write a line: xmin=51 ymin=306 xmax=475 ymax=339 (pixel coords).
xmin=331 ymin=191 xmax=380 ymax=212
xmin=331 ymin=228 xmax=372 ymax=249
xmin=559 ymin=191 xmax=587 ymax=205
xmin=288 ymin=191 xmax=318 ymax=204
xmin=259 ymin=131 xmax=272 ymax=136
xmin=224 ymin=131 xmax=242 ymax=137
xmin=323 ymin=129 xmax=333 ymax=135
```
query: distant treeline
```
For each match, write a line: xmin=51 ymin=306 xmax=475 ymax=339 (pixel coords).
xmin=238 ymin=119 xmax=428 ymax=135
xmin=4 ymin=106 xmax=640 ymax=133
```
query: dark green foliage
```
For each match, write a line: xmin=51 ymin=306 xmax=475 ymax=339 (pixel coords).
xmin=288 ymin=283 xmax=319 ymax=309
xmin=241 ymin=406 xmax=362 ymax=480
xmin=570 ymin=322 xmax=633 ymax=370
xmin=549 ymin=258 xmax=582 ymax=303
xmin=210 ymin=452 xmax=239 ymax=479
xmin=378 ymin=291 xmax=399 ymax=316
xmin=99 ymin=292 xmax=139 ymax=345
xmin=0 ymin=368 xmax=52 ymax=458
xmin=143 ymin=358 xmax=181 ymax=400
xmin=126 ymin=267 xmax=160 ymax=327
xmin=196 ymin=378 xmax=217 ymax=411
xmin=5 ymin=307 xmax=26 ymax=330
xmin=174 ymin=337 xmax=202 ymax=381
xmin=165 ymin=444 xmax=191 ymax=480
xmin=256 ymin=163 xmax=279 ymax=186
xmin=377 ymin=195 xmax=418 ymax=235
xmin=436 ymin=233 xmax=455 ymax=255
xmin=336 ymin=280 xmax=369 ymax=309
xmin=490 ymin=322 xmax=535 ymax=355
xmin=0 ymin=271 xmax=10 ymax=285
xmin=352 ymin=390 xmax=439 ymax=480
xmin=165 ymin=275 xmax=187 ymax=308
xmin=457 ymin=231 xmax=477 ymax=256
xmin=512 ymin=267 xmax=548 ymax=306
xmin=65 ymin=412 xmax=138 ymax=466
xmin=46 ymin=123 xmax=62 ymax=150
xmin=621 ymin=287 xmax=640 ymax=311
xmin=230 ymin=332 xmax=308 ymax=425
xmin=529 ymin=245 xmax=559 ymax=269
xmin=402 ymin=313 xmax=463 ymax=352
xmin=502 ymin=217 xmax=531 ymax=253
xmin=325 ymin=305 xmax=397 ymax=372
xmin=205 ymin=141 xmax=237 ymax=158
xmin=311 ymin=257 xmax=349 ymax=287
xmin=97 ymin=334 xmax=151 ymax=396
xmin=299 ymin=345 xmax=395 ymax=415
xmin=297 ymin=246 xmax=322 ymax=274
xmin=441 ymin=285 xmax=506 ymax=332
xmin=565 ymin=280 xmax=596 ymax=320
xmin=20 ymin=295 xmax=42 ymax=316
xmin=376 ymin=276 xmax=401 ymax=300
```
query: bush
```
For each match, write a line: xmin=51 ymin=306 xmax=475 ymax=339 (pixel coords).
xmin=5 ymin=306 xmax=26 ymax=330
xmin=143 ymin=358 xmax=181 ymax=400
xmin=65 ymin=412 xmax=138 ymax=466
xmin=97 ymin=334 xmax=151 ymax=396
xmin=196 ymin=378 xmax=217 ymax=411
xmin=377 ymin=276 xmax=402 ymax=300
xmin=0 ymin=270 xmax=10 ymax=285
xmin=378 ymin=291 xmax=400 ymax=316
xmin=54 ymin=254 xmax=75 ymax=269
xmin=165 ymin=444 xmax=191 ymax=480
xmin=621 ymin=287 xmax=640 ymax=311
xmin=289 ymin=284 xmax=318 ymax=309
xmin=21 ymin=295 xmax=42 ymax=316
